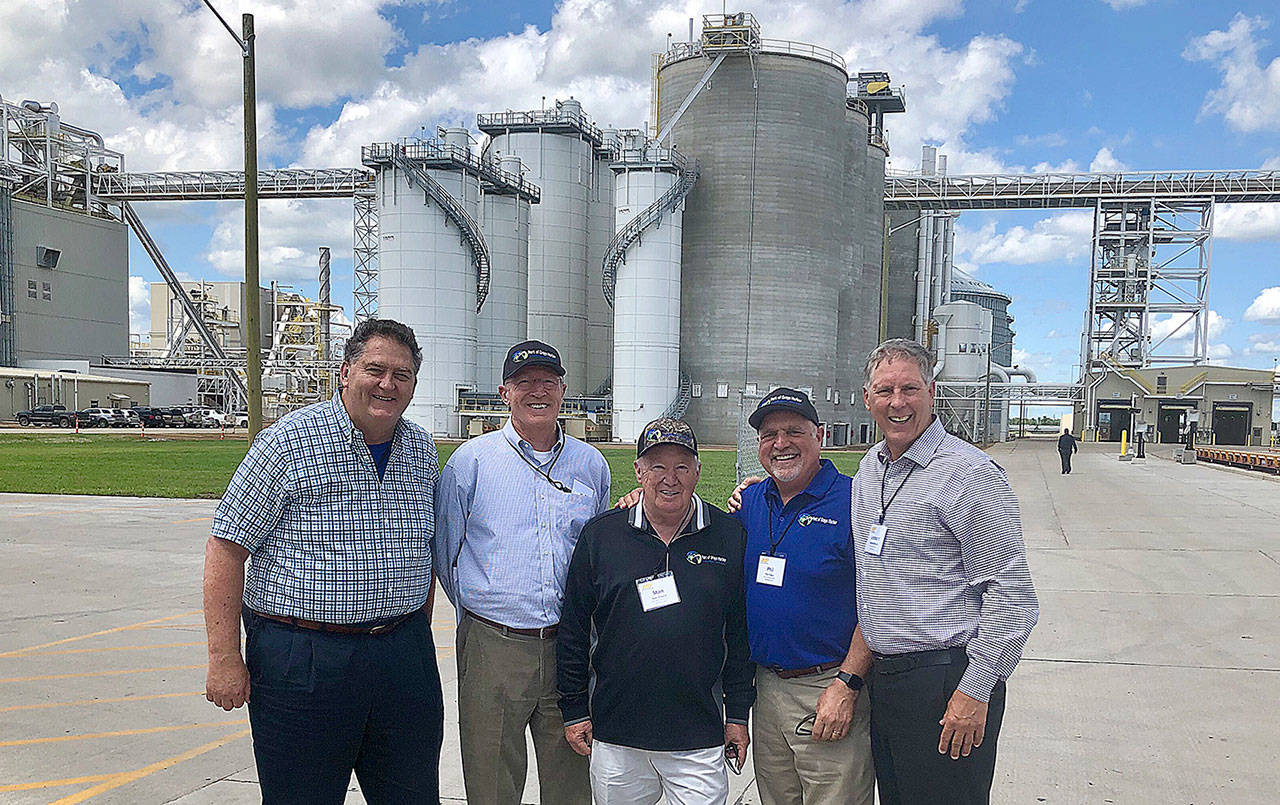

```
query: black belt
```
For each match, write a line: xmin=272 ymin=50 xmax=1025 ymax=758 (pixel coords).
xmin=252 ymin=605 xmax=423 ymax=636
xmin=771 ymin=660 xmax=842 ymax=679
xmin=465 ymin=610 xmax=558 ymax=639
xmin=873 ymin=646 xmax=967 ymax=675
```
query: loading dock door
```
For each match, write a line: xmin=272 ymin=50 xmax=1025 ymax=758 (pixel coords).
xmin=1096 ymin=402 xmax=1133 ymax=442
xmin=1157 ymin=403 xmax=1196 ymax=444
xmin=1211 ymin=402 xmax=1252 ymax=445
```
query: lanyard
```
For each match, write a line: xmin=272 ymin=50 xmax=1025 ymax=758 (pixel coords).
xmin=878 ymin=460 xmax=917 ymax=525
xmin=507 ymin=437 xmax=570 ymax=493
xmin=645 ymin=498 xmax=695 ymax=574
xmin=767 ymin=503 xmax=804 ymax=556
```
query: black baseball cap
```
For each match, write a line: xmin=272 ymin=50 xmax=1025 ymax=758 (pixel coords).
xmin=502 ymin=340 xmax=565 ymax=381
xmin=748 ymin=387 xmax=820 ymax=430
xmin=637 ymin=417 xmax=699 ymax=458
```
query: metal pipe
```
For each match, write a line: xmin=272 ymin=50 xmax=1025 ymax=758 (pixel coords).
xmin=914 ymin=214 xmax=931 ymax=342
xmin=930 ymin=213 xmax=945 ymax=314
xmin=319 ymin=247 xmax=331 ymax=362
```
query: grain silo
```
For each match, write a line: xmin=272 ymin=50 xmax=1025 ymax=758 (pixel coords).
xmin=654 ymin=15 xmax=902 ymax=444
xmin=363 ymin=133 xmax=486 ymax=436
xmin=478 ymin=100 xmax=599 ymax=393
xmin=476 ymin=154 xmax=536 ymax=390
xmin=586 ymin=130 xmax=619 ymax=395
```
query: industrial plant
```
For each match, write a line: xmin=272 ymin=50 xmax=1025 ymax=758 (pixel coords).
xmin=1 ymin=12 xmax=1277 ymax=451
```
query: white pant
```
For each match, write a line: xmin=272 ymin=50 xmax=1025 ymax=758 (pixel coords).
xmin=590 ymin=740 xmax=729 ymax=805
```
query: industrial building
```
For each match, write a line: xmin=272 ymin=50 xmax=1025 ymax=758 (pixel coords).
xmin=1 ymin=366 xmax=148 ymax=421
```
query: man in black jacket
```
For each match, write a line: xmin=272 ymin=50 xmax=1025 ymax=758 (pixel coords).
xmin=1058 ymin=428 xmax=1078 ymax=474
xmin=557 ymin=417 xmax=754 ymax=805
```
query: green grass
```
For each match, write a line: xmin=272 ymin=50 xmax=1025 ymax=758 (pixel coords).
xmin=0 ymin=433 xmax=862 ymax=504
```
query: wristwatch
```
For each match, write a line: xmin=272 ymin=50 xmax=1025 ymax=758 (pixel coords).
xmin=836 ymin=670 xmax=864 ymax=691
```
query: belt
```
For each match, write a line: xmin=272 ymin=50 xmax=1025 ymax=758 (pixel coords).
xmin=253 ymin=605 xmax=423 ymax=636
xmin=465 ymin=610 xmax=558 ymax=639
xmin=771 ymin=660 xmax=842 ymax=679
xmin=873 ymin=646 xmax=967 ymax=676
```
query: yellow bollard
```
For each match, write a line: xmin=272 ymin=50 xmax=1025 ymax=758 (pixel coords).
xmin=1120 ymin=430 xmax=1128 ymax=456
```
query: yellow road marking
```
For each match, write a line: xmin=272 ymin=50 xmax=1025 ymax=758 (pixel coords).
xmin=0 ymin=611 xmax=200 ymax=658
xmin=172 ymin=516 xmax=212 ymax=524
xmin=125 ymin=623 xmax=204 ymax=631
xmin=0 ymin=664 xmax=202 ymax=684
xmin=0 ymin=691 xmax=204 ymax=713
xmin=14 ymin=641 xmax=205 ymax=657
xmin=0 ymin=773 xmax=118 ymax=793
xmin=49 ymin=726 xmax=253 ymax=804
xmin=0 ymin=718 xmax=245 ymax=748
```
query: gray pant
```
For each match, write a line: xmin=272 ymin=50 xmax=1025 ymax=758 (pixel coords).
xmin=456 ymin=614 xmax=590 ymax=805
xmin=753 ymin=666 xmax=875 ymax=805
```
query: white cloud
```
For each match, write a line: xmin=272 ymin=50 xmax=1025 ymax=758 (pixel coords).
xmin=1030 ymin=158 xmax=1081 ymax=173
xmin=1184 ymin=13 xmax=1280 ymax=133
xmin=1088 ymin=146 xmax=1126 ymax=172
xmin=1102 ymin=0 xmax=1150 ymax=9
xmin=1215 ymin=203 xmax=1280 ymax=241
xmin=205 ymin=199 xmax=353 ymax=283
xmin=1149 ymin=310 xmax=1228 ymax=351
xmin=955 ymin=211 xmax=1093 ymax=265
xmin=1244 ymin=287 xmax=1280 ymax=322
xmin=1263 ymin=156 xmax=1280 ymax=170
xmin=128 ymin=275 xmax=150 ymax=336
xmin=1245 ymin=332 xmax=1280 ymax=355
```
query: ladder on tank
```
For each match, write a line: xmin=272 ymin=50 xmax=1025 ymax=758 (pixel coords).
xmin=601 ymin=161 xmax=699 ymax=307
xmin=381 ymin=147 xmax=491 ymax=312
xmin=662 ymin=371 xmax=693 ymax=420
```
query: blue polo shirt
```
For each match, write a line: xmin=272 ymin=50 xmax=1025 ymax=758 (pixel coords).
xmin=734 ymin=459 xmax=857 ymax=670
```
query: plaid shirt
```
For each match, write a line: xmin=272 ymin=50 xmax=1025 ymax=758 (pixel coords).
xmin=212 ymin=394 xmax=438 ymax=623
xmin=853 ymin=416 xmax=1038 ymax=702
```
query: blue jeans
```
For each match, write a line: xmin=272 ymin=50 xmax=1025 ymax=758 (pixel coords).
xmin=243 ymin=607 xmax=444 ymax=804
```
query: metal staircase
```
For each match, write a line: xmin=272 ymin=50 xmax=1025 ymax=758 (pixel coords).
xmin=383 ymin=148 xmax=491 ymax=312
xmin=663 ymin=371 xmax=692 ymax=419
xmin=601 ymin=161 xmax=698 ymax=307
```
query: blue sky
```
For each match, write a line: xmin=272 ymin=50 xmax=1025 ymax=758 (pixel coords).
xmin=3 ymin=0 xmax=1279 ymax=398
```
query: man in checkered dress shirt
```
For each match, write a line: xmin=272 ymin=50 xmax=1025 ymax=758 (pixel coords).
xmin=856 ymin=338 xmax=1038 ymax=805
xmin=203 ymin=319 xmax=445 ymax=804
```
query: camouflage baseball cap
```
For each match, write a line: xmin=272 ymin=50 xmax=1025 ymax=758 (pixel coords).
xmin=636 ymin=417 xmax=699 ymax=458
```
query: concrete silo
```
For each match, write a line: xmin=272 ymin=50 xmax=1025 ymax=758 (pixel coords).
xmin=607 ymin=136 xmax=691 ymax=442
xmin=479 ymin=99 xmax=599 ymax=393
xmin=586 ymin=130 xmax=619 ymax=395
xmin=476 ymin=154 xmax=537 ymax=390
xmin=363 ymin=133 xmax=487 ymax=435
xmin=655 ymin=16 xmax=903 ymax=445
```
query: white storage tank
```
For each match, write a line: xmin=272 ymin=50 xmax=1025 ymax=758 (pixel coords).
xmin=933 ymin=300 xmax=992 ymax=382
xmin=476 ymin=153 xmax=532 ymax=390
xmin=611 ymin=146 xmax=684 ymax=442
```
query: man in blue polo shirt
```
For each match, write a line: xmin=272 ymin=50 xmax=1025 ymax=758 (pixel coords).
xmin=733 ymin=388 xmax=874 ymax=805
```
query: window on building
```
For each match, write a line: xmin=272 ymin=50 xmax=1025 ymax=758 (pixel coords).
xmin=1156 ymin=375 xmax=1167 ymax=393
xmin=690 ymin=383 xmax=702 ymax=398
xmin=716 ymin=382 xmax=729 ymax=399
xmin=27 ymin=280 xmax=37 ymax=299
xmin=42 ymin=282 xmax=52 ymax=301
xmin=745 ymin=382 xmax=757 ymax=395
xmin=834 ymin=390 xmax=840 ymax=406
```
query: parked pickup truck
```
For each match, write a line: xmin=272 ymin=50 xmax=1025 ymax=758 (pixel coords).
xmin=15 ymin=405 xmax=72 ymax=427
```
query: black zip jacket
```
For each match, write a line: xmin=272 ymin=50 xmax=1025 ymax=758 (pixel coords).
xmin=556 ymin=494 xmax=754 ymax=751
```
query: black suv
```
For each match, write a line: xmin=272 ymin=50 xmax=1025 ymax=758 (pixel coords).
xmin=15 ymin=405 xmax=72 ymax=427
xmin=133 ymin=407 xmax=167 ymax=428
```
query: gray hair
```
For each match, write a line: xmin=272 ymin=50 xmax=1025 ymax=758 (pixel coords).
xmin=863 ymin=338 xmax=933 ymax=390
xmin=344 ymin=318 xmax=423 ymax=372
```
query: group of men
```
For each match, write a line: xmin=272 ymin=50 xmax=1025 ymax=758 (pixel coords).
xmin=204 ymin=317 xmax=1039 ymax=805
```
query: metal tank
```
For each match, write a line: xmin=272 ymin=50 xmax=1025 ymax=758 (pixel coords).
xmin=586 ymin=129 xmax=619 ymax=395
xmin=610 ymin=142 xmax=685 ymax=442
xmin=365 ymin=137 xmax=483 ymax=436
xmin=933 ymin=301 xmax=992 ymax=381
xmin=477 ymin=153 xmax=532 ymax=390
xmin=656 ymin=33 xmax=852 ymax=443
xmin=950 ymin=268 xmax=1015 ymax=366
xmin=834 ymin=98 xmax=869 ymax=445
xmin=478 ymin=99 xmax=599 ymax=392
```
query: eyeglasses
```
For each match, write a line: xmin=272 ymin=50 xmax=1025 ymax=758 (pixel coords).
xmin=795 ymin=713 xmax=816 ymax=737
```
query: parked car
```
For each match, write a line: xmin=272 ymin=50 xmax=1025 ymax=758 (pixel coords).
xmin=76 ymin=408 xmax=124 ymax=428
xmin=157 ymin=407 xmax=189 ymax=427
xmin=15 ymin=405 xmax=71 ymax=427
xmin=183 ymin=408 xmax=231 ymax=428
xmin=117 ymin=409 xmax=141 ymax=427
xmin=133 ymin=407 xmax=166 ymax=428
xmin=234 ymin=411 xmax=248 ymax=428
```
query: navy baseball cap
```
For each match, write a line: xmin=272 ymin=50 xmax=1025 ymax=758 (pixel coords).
xmin=637 ymin=417 xmax=699 ymax=458
xmin=748 ymin=387 xmax=820 ymax=430
xmin=503 ymin=340 xmax=565 ymax=381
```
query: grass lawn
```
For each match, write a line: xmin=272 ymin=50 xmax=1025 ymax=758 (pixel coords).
xmin=0 ymin=432 xmax=863 ymax=505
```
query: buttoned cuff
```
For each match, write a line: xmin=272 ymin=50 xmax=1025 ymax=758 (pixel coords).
xmin=957 ymin=660 xmax=1000 ymax=703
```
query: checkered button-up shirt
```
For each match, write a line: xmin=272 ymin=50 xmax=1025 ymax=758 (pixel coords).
xmin=853 ymin=416 xmax=1038 ymax=702
xmin=212 ymin=394 xmax=438 ymax=623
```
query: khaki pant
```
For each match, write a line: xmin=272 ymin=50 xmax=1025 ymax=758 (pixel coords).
xmin=753 ymin=666 xmax=875 ymax=805
xmin=456 ymin=614 xmax=590 ymax=805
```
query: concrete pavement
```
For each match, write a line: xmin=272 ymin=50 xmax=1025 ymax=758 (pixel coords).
xmin=0 ymin=438 xmax=1276 ymax=802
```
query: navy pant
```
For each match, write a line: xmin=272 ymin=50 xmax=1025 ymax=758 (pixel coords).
xmin=243 ymin=608 xmax=444 ymax=804
xmin=1059 ymin=450 xmax=1073 ymax=474
xmin=869 ymin=648 xmax=1006 ymax=805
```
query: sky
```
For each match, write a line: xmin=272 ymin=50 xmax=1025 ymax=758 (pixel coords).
xmin=3 ymin=0 xmax=1280 ymax=400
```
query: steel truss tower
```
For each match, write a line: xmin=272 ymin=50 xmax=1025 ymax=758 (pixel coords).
xmin=1085 ymin=198 xmax=1211 ymax=370
xmin=352 ymin=191 xmax=378 ymax=323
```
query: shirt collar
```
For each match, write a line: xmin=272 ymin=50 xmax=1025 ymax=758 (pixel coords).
xmin=502 ymin=418 xmax=564 ymax=460
xmin=763 ymin=458 xmax=840 ymax=506
xmin=629 ymin=492 xmax=708 ymax=537
xmin=331 ymin=392 xmax=404 ymax=451
xmin=876 ymin=415 xmax=947 ymax=468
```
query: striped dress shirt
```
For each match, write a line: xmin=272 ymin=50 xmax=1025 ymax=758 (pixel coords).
xmin=852 ymin=416 xmax=1038 ymax=701
xmin=433 ymin=420 xmax=612 ymax=629
xmin=212 ymin=393 xmax=438 ymax=623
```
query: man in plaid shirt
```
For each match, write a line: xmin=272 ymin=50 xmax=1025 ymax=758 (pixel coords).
xmin=203 ymin=318 xmax=443 ymax=804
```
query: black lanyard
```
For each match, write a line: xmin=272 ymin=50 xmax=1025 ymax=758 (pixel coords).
xmin=878 ymin=460 xmax=917 ymax=525
xmin=507 ymin=437 xmax=571 ymax=493
xmin=767 ymin=500 xmax=805 ymax=556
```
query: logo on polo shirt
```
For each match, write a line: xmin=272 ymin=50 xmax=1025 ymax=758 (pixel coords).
xmin=686 ymin=551 xmax=727 ymax=565
xmin=512 ymin=348 xmax=556 ymax=363
xmin=798 ymin=514 xmax=838 ymax=527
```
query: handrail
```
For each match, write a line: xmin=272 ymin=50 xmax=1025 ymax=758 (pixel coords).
xmin=381 ymin=147 xmax=491 ymax=312
xmin=602 ymin=160 xmax=699 ymax=307
xmin=663 ymin=371 xmax=692 ymax=419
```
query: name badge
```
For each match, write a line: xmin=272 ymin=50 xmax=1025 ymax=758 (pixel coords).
xmin=865 ymin=524 xmax=888 ymax=555
xmin=636 ymin=571 xmax=681 ymax=611
xmin=756 ymin=554 xmax=787 ymax=587
xmin=570 ymin=478 xmax=593 ymax=497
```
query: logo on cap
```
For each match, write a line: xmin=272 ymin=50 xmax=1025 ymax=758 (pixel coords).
xmin=512 ymin=348 xmax=556 ymax=363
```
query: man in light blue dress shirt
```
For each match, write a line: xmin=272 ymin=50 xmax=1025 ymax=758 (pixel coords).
xmin=434 ymin=340 xmax=611 ymax=805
